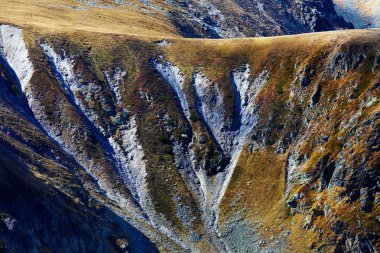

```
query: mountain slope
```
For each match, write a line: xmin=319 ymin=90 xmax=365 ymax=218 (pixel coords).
xmin=0 ymin=16 xmax=379 ymax=252
xmin=333 ymin=0 xmax=380 ymax=28
xmin=0 ymin=0 xmax=356 ymax=39
xmin=167 ymin=0 xmax=354 ymax=38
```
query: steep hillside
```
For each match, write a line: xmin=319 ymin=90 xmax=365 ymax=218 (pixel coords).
xmin=333 ymin=0 xmax=380 ymax=28
xmin=0 ymin=17 xmax=379 ymax=252
xmin=0 ymin=0 xmax=356 ymax=39
xmin=166 ymin=0 xmax=354 ymax=38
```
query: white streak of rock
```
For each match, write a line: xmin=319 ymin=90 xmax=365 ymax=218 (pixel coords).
xmin=193 ymin=72 xmax=229 ymax=151
xmin=0 ymin=25 xmax=34 ymax=92
xmin=152 ymin=59 xmax=191 ymax=121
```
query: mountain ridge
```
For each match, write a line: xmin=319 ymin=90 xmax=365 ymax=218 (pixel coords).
xmin=0 ymin=0 xmax=369 ymax=39
xmin=0 ymin=1 xmax=379 ymax=252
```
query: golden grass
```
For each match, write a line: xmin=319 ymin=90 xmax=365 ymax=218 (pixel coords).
xmin=1 ymin=4 xmax=379 ymax=250
xmin=164 ymin=28 xmax=380 ymax=83
xmin=1 ymin=0 xmax=380 ymax=43
xmin=218 ymin=149 xmax=313 ymax=251
xmin=0 ymin=0 xmax=179 ymax=38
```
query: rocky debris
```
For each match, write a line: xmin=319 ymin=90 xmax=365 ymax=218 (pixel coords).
xmin=0 ymin=21 xmax=379 ymax=253
xmin=152 ymin=58 xmax=190 ymax=121
xmin=40 ymin=42 xmax=145 ymax=216
xmin=333 ymin=0 xmax=380 ymax=29
xmin=303 ymin=215 xmax=314 ymax=230
xmin=168 ymin=0 xmax=244 ymax=38
xmin=0 ymin=25 xmax=34 ymax=92
xmin=310 ymin=84 xmax=322 ymax=106
xmin=116 ymin=238 xmax=129 ymax=252
xmin=373 ymin=54 xmax=380 ymax=72
xmin=152 ymin=62 xmax=269 ymax=250
xmin=193 ymin=72 xmax=229 ymax=152
xmin=360 ymin=187 xmax=374 ymax=213
xmin=327 ymin=49 xmax=366 ymax=79
xmin=104 ymin=66 xmax=127 ymax=108
xmin=309 ymin=153 xmax=336 ymax=192
xmin=286 ymin=192 xmax=305 ymax=208
xmin=155 ymin=39 xmax=172 ymax=47
xmin=138 ymin=0 xmax=354 ymax=38
xmin=1 ymin=214 xmax=17 ymax=231
xmin=283 ymin=77 xmax=379 ymax=250
xmin=300 ymin=65 xmax=315 ymax=87
xmin=285 ymin=151 xmax=303 ymax=195
xmin=339 ymin=235 xmax=377 ymax=253
xmin=288 ymin=0 xmax=353 ymax=32
xmin=258 ymin=239 xmax=266 ymax=247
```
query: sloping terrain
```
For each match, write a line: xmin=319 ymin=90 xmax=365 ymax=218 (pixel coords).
xmin=0 ymin=1 xmax=379 ymax=253
xmin=333 ymin=0 xmax=380 ymax=28
xmin=166 ymin=0 xmax=354 ymax=38
xmin=0 ymin=0 xmax=356 ymax=39
xmin=0 ymin=20 xmax=379 ymax=252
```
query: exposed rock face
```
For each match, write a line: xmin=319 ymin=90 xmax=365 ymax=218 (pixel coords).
xmin=0 ymin=24 xmax=379 ymax=253
xmin=288 ymin=0 xmax=352 ymax=32
xmin=327 ymin=47 xmax=366 ymax=79
xmin=193 ymin=72 xmax=226 ymax=150
xmin=39 ymin=41 xmax=145 ymax=216
xmin=333 ymin=0 xmax=380 ymax=28
xmin=0 ymin=25 xmax=34 ymax=92
xmin=154 ymin=0 xmax=354 ymax=38
xmin=152 ymin=58 xmax=191 ymax=121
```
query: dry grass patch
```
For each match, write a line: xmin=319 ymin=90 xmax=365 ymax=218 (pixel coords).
xmin=0 ymin=0 xmax=179 ymax=38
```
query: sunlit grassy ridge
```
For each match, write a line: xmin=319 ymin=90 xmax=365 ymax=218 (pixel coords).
xmin=0 ymin=0 xmax=179 ymax=37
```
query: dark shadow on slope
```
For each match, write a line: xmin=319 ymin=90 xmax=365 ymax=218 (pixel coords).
xmin=0 ymin=57 xmax=47 ymax=134
xmin=0 ymin=142 xmax=158 ymax=253
xmin=229 ymin=71 xmax=243 ymax=132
